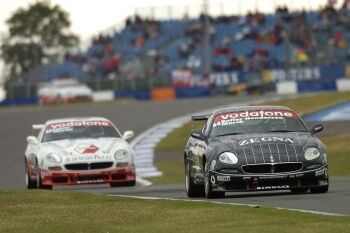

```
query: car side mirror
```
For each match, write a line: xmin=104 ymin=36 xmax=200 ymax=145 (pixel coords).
xmin=191 ymin=131 xmax=206 ymax=141
xmin=122 ymin=130 xmax=134 ymax=140
xmin=27 ymin=136 xmax=39 ymax=145
xmin=311 ymin=124 xmax=324 ymax=134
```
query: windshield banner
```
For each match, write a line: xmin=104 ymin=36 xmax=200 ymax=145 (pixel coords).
xmin=213 ymin=110 xmax=298 ymax=128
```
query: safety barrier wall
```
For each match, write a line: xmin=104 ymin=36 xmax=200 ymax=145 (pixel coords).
xmin=3 ymin=62 xmax=350 ymax=106
xmin=175 ymin=86 xmax=211 ymax=98
xmin=276 ymin=79 xmax=350 ymax=94
xmin=0 ymin=98 xmax=38 ymax=107
xmin=151 ymin=87 xmax=176 ymax=101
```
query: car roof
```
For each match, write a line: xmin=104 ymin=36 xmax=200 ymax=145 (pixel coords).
xmin=45 ymin=117 xmax=111 ymax=125
xmin=212 ymin=105 xmax=294 ymax=115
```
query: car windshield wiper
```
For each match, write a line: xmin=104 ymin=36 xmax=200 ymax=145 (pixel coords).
xmin=267 ymin=130 xmax=297 ymax=133
xmin=217 ymin=132 xmax=243 ymax=137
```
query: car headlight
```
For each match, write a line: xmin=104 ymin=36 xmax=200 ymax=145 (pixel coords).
xmin=304 ymin=147 xmax=320 ymax=160
xmin=114 ymin=149 xmax=129 ymax=160
xmin=219 ymin=152 xmax=238 ymax=164
xmin=46 ymin=153 xmax=62 ymax=164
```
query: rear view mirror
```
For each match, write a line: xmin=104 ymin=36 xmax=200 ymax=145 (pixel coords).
xmin=191 ymin=131 xmax=206 ymax=141
xmin=311 ymin=124 xmax=324 ymax=134
xmin=27 ymin=136 xmax=39 ymax=145
xmin=122 ymin=131 xmax=134 ymax=140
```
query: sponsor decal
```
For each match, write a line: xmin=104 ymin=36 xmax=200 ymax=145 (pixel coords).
xmin=239 ymin=137 xmax=295 ymax=146
xmin=47 ymin=121 xmax=112 ymax=130
xmin=215 ymin=186 xmax=226 ymax=191
xmin=211 ymin=176 xmax=216 ymax=184
xmin=77 ymin=179 xmax=104 ymax=184
xmin=213 ymin=118 xmax=244 ymax=128
xmin=216 ymin=176 xmax=230 ymax=182
xmin=75 ymin=144 xmax=99 ymax=154
xmin=257 ymin=185 xmax=289 ymax=190
xmin=270 ymin=155 xmax=275 ymax=163
xmin=46 ymin=127 xmax=73 ymax=134
xmin=213 ymin=110 xmax=299 ymax=128
xmin=214 ymin=110 xmax=298 ymax=123
xmin=40 ymin=170 xmax=51 ymax=178
xmin=258 ymin=175 xmax=286 ymax=180
xmin=65 ymin=154 xmax=112 ymax=162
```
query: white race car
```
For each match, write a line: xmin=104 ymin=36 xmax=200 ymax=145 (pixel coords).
xmin=37 ymin=79 xmax=93 ymax=104
xmin=25 ymin=117 xmax=136 ymax=189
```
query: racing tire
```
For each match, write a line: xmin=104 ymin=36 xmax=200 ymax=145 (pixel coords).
xmin=110 ymin=180 xmax=136 ymax=187
xmin=25 ymin=163 xmax=37 ymax=189
xmin=35 ymin=159 xmax=52 ymax=190
xmin=204 ymin=163 xmax=225 ymax=199
xmin=310 ymin=185 xmax=329 ymax=194
xmin=290 ymin=188 xmax=309 ymax=193
xmin=36 ymin=173 xmax=52 ymax=190
xmin=185 ymin=160 xmax=204 ymax=197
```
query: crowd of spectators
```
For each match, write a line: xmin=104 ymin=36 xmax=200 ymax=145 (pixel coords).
xmin=53 ymin=0 xmax=350 ymax=82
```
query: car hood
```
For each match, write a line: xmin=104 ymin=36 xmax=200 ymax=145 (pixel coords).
xmin=40 ymin=138 xmax=128 ymax=162
xmin=209 ymin=132 xmax=319 ymax=164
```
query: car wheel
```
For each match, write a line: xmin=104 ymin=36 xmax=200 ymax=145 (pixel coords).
xmin=290 ymin=188 xmax=309 ymax=193
xmin=110 ymin=180 xmax=136 ymax=187
xmin=185 ymin=160 xmax=204 ymax=197
xmin=35 ymin=159 xmax=52 ymax=190
xmin=204 ymin=162 xmax=225 ymax=199
xmin=25 ymin=162 xmax=37 ymax=189
xmin=310 ymin=185 xmax=329 ymax=193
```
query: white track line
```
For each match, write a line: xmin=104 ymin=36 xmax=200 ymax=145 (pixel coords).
xmin=108 ymin=194 xmax=347 ymax=217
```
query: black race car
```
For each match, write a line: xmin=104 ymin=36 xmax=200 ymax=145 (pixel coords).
xmin=184 ymin=106 xmax=329 ymax=198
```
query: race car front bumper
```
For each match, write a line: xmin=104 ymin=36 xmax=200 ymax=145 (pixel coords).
xmin=210 ymin=165 xmax=328 ymax=192
xmin=39 ymin=164 xmax=135 ymax=186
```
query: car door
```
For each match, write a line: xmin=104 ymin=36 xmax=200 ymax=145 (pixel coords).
xmin=189 ymin=123 xmax=209 ymax=178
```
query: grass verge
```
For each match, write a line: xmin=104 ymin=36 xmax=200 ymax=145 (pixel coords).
xmin=0 ymin=190 xmax=349 ymax=233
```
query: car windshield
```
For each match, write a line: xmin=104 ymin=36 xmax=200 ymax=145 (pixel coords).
xmin=210 ymin=109 xmax=309 ymax=137
xmin=42 ymin=120 xmax=119 ymax=142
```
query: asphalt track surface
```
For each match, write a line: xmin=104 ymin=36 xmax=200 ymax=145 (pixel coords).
xmin=0 ymin=95 xmax=261 ymax=189
xmin=1 ymin=95 xmax=349 ymax=215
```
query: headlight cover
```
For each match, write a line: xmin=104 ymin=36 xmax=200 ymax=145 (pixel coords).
xmin=46 ymin=153 xmax=62 ymax=164
xmin=219 ymin=152 xmax=238 ymax=164
xmin=114 ymin=149 xmax=129 ymax=160
xmin=304 ymin=147 xmax=320 ymax=160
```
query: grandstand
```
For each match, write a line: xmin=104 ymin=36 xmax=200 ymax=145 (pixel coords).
xmin=7 ymin=0 xmax=350 ymax=101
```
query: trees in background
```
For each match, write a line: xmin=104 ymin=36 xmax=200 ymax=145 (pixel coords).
xmin=0 ymin=1 xmax=78 ymax=87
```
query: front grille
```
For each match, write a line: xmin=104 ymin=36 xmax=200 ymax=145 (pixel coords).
xmin=90 ymin=162 xmax=113 ymax=169
xmin=65 ymin=162 xmax=113 ymax=170
xmin=242 ymin=163 xmax=302 ymax=174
